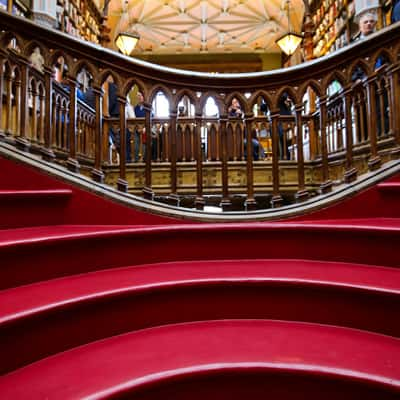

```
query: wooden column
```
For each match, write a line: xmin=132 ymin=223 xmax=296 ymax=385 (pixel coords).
xmin=308 ymin=98 xmax=318 ymax=160
xmin=15 ymin=61 xmax=30 ymax=151
xmin=91 ymin=85 xmax=104 ymax=183
xmin=219 ymin=115 xmax=231 ymax=210
xmin=0 ymin=56 xmax=5 ymax=138
xmin=294 ymin=103 xmax=309 ymax=202
xmin=244 ymin=113 xmax=257 ymax=210
xmin=388 ymin=64 xmax=400 ymax=155
xmin=117 ymin=96 xmax=128 ymax=192
xmin=343 ymin=86 xmax=357 ymax=183
xmin=41 ymin=66 xmax=55 ymax=160
xmin=66 ymin=76 xmax=80 ymax=173
xmin=194 ymin=112 xmax=205 ymax=210
xmin=31 ymin=85 xmax=38 ymax=141
xmin=5 ymin=69 xmax=13 ymax=135
xmin=167 ymin=111 xmax=179 ymax=204
xmin=336 ymin=105 xmax=344 ymax=150
xmin=270 ymin=109 xmax=283 ymax=207
xmin=15 ymin=72 xmax=21 ymax=137
xmin=319 ymin=95 xmax=332 ymax=193
xmin=377 ymin=79 xmax=386 ymax=136
xmin=366 ymin=76 xmax=381 ymax=170
xmin=142 ymin=102 xmax=154 ymax=200
xmin=353 ymin=90 xmax=361 ymax=144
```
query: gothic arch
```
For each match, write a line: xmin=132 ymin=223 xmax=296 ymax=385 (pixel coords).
xmin=98 ymin=69 xmax=123 ymax=89
xmin=322 ymin=70 xmax=346 ymax=94
xmin=173 ymin=89 xmax=198 ymax=112
xmin=274 ymin=86 xmax=298 ymax=110
xmin=347 ymin=59 xmax=370 ymax=83
xmin=148 ymin=84 xmax=173 ymax=105
xmin=225 ymin=92 xmax=247 ymax=114
xmin=298 ymin=79 xmax=323 ymax=100
xmin=23 ymin=40 xmax=48 ymax=64
xmin=199 ymin=91 xmax=224 ymax=116
xmin=122 ymin=77 xmax=147 ymax=98
xmin=249 ymin=90 xmax=273 ymax=110
xmin=371 ymin=48 xmax=394 ymax=67
xmin=70 ymin=60 xmax=97 ymax=80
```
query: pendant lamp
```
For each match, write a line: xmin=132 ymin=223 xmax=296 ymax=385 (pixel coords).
xmin=115 ymin=31 xmax=140 ymax=56
xmin=276 ymin=0 xmax=303 ymax=56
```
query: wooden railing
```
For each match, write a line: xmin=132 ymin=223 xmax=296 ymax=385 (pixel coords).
xmin=0 ymin=10 xmax=399 ymax=210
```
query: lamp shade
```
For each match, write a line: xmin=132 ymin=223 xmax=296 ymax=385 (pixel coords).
xmin=115 ymin=31 xmax=140 ymax=55
xmin=276 ymin=32 xmax=303 ymax=56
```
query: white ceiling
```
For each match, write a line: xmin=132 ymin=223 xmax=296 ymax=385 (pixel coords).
xmin=106 ymin=0 xmax=305 ymax=55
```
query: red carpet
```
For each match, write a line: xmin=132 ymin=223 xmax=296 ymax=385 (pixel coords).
xmin=0 ymin=154 xmax=399 ymax=398
xmin=1 ymin=320 xmax=399 ymax=399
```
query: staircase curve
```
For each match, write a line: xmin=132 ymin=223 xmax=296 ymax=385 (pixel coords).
xmin=0 ymin=142 xmax=399 ymax=399
xmin=0 ymin=10 xmax=400 ymax=398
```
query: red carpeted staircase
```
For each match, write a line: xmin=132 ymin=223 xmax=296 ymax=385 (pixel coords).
xmin=0 ymin=155 xmax=399 ymax=399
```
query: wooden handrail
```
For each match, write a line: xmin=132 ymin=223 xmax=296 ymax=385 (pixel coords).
xmin=0 ymin=10 xmax=399 ymax=210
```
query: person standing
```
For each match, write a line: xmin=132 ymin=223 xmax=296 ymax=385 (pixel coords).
xmin=108 ymin=82 xmax=132 ymax=162
xmin=391 ymin=0 xmax=400 ymax=23
xmin=134 ymin=91 xmax=146 ymax=162
xmin=351 ymin=11 xmax=388 ymax=137
xmin=357 ymin=11 xmax=377 ymax=39
xmin=278 ymin=93 xmax=293 ymax=160
xmin=228 ymin=97 xmax=244 ymax=118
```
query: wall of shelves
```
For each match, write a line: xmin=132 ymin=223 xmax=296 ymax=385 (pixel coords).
xmin=312 ymin=0 xmax=356 ymax=58
xmin=310 ymin=0 xmax=396 ymax=58
xmin=56 ymin=0 xmax=103 ymax=44
xmin=0 ymin=0 xmax=31 ymax=17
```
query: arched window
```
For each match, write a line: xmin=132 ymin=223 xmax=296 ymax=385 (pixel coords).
xmin=152 ymin=91 xmax=169 ymax=117
xmin=204 ymin=97 xmax=219 ymax=117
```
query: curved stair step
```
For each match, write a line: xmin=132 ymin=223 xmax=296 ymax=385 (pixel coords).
xmin=378 ymin=182 xmax=400 ymax=194
xmin=0 ymin=320 xmax=399 ymax=399
xmin=0 ymin=219 xmax=399 ymax=289
xmin=0 ymin=259 xmax=399 ymax=374
xmin=0 ymin=189 xmax=73 ymax=199
xmin=0 ymin=189 xmax=73 ymax=228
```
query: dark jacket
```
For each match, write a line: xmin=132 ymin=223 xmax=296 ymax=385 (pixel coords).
xmin=108 ymin=82 xmax=119 ymax=117
xmin=83 ymin=87 xmax=96 ymax=109
xmin=392 ymin=0 xmax=400 ymax=23
xmin=134 ymin=103 xmax=146 ymax=117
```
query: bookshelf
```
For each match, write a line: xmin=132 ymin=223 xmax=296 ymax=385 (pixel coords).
xmin=311 ymin=0 xmax=356 ymax=58
xmin=0 ymin=0 xmax=31 ymax=17
xmin=56 ymin=0 xmax=103 ymax=44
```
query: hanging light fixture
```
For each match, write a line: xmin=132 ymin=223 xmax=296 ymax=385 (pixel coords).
xmin=276 ymin=0 xmax=303 ymax=56
xmin=115 ymin=31 xmax=140 ymax=56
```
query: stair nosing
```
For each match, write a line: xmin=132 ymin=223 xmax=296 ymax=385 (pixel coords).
xmin=1 ymin=259 xmax=399 ymax=326
xmin=0 ymin=220 xmax=399 ymax=249
xmin=1 ymin=319 xmax=399 ymax=398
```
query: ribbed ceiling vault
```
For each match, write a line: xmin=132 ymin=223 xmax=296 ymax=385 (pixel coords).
xmin=106 ymin=0 xmax=305 ymax=55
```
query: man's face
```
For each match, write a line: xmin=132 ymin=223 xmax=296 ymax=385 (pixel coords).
xmin=360 ymin=15 xmax=376 ymax=36
xmin=137 ymin=92 xmax=144 ymax=103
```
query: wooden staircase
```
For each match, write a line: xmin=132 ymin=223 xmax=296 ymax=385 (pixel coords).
xmin=0 ymin=154 xmax=399 ymax=399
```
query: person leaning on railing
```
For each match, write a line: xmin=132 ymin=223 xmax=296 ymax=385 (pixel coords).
xmin=351 ymin=11 xmax=389 ymax=137
xmin=228 ymin=97 xmax=244 ymax=118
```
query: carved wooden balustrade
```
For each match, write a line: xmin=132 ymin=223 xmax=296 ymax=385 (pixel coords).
xmin=0 ymin=10 xmax=399 ymax=210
